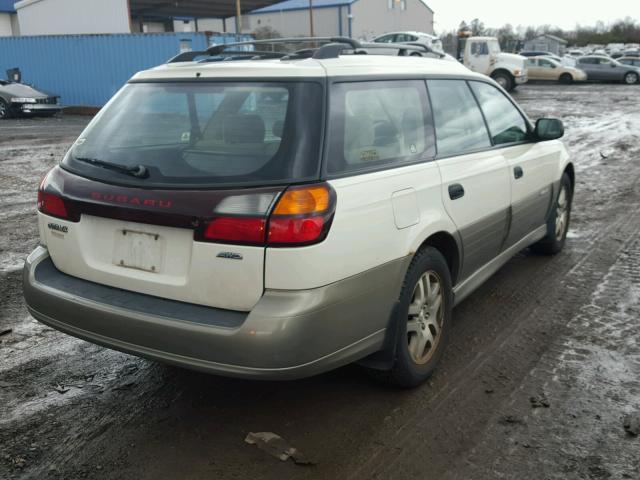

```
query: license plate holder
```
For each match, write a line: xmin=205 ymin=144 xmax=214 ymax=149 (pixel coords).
xmin=113 ymin=230 xmax=164 ymax=273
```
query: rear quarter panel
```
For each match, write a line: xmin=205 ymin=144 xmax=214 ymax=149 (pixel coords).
xmin=265 ymin=162 xmax=456 ymax=290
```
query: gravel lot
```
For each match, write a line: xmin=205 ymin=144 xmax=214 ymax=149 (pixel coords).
xmin=1 ymin=83 xmax=639 ymax=479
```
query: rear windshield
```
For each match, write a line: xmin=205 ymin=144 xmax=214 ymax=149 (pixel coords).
xmin=62 ymin=81 xmax=323 ymax=188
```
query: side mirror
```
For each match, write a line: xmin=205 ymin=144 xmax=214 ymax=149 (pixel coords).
xmin=535 ymin=118 xmax=564 ymax=141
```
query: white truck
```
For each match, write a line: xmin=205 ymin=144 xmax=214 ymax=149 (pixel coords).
xmin=458 ymin=36 xmax=528 ymax=92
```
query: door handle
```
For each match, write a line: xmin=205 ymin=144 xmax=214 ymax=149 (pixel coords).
xmin=448 ymin=183 xmax=465 ymax=200
xmin=514 ymin=166 xmax=524 ymax=179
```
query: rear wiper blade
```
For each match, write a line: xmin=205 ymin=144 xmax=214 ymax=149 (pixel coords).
xmin=74 ymin=157 xmax=149 ymax=178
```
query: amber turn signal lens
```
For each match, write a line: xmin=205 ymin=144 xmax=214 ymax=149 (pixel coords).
xmin=272 ymin=186 xmax=330 ymax=215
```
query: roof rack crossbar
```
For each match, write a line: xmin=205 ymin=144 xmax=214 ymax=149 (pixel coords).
xmin=167 ymin=37 xmax=447 ymax=64
xmin=205 ymin=36 xmax=360 ymax=55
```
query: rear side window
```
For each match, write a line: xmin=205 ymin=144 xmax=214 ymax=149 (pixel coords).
xmin=427 ymin=80 xmax=490 ymax=157
xmin=326 ymin=81 xmax=435 ymax=175
xmin=469 ymin=82 xmax=529 ymax=145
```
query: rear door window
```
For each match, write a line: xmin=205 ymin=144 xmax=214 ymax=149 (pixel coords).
xmin=469 ymin=81 xmax=529 ymax=145
xmin=427 ymin=80 xmax=491 ymax=157
xmin=326 ymin=80 xmax=435 ymax=175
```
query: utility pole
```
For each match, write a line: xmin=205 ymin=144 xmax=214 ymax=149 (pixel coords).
xmin=309 ymin=0 xmax=314 ymax=37
xmin=235 ymin=0 xmax=242 ymax=39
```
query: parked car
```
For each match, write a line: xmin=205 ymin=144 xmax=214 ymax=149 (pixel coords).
xmin=459 ymin=36 xmax=528 ymax=91
xmin=619 ymin=57 xmax=640 ymax=67
xmin=524 ymin=53 xmax=576 ymax=67
xmin=23 ymin=38 xmax=573 ymax=387
xmin=0 ymin=80 xmax=61 ymax=119
xmin=567 ymin=49 xmax=585 ymax=57
xmin=519 ymin=50 xmax=555 ymax=58
xmin=373 ymin=31 xmax=443 ymax=54
xmin=576 ymin=55 xmax=640 ymax=84
xmin=526 ymin=56 xmax=587 ymax=83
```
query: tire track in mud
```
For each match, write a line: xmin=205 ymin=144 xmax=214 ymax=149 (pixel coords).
xmin=349 ymin=207 xmax=640 ymax=480
xmin=458 ymin=227 xmax=640 ymax=479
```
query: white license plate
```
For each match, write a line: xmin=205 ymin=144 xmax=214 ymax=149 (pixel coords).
xmin=113 ymin=230 xmax=164 ymax=273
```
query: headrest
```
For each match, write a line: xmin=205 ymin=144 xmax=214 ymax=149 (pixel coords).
xmin=223 ymin=114 xmax=265 ymax=144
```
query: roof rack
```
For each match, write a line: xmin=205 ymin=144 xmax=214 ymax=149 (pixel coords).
xmin=167 ymin=37 xmax=445 ymax=63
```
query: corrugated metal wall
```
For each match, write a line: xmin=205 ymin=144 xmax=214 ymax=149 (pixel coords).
xmin=0 ymin=33 xmax=250 ymax=107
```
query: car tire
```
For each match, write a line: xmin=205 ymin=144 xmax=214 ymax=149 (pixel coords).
xmin=0 ymin=99 xmax=11 ymax=119
xmin=366 ymin=247 xmax=453 ymax=388
xmin=531 ymin=173 xmax=573 ymax=255
xmin=492 ymin=71 xmax=514 ymax=92
xmin=410 ymin=52 xmax=422 ymax=57
xmin=624 ymin=72 xmax=639 ymax=85
xmin=559 ymin=73 xmax=574 ymax=84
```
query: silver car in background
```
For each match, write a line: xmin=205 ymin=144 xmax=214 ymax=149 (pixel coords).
xmin=576 ymin=55 xmax=640 ymax=84
xmin=372 ymin=31 xmax=443 ymax=55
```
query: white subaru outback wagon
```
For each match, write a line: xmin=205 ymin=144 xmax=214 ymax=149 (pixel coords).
xmin=23 ymin=38 xmax=573 ymax=387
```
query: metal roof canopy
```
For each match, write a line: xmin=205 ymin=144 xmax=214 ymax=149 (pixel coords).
xmin=129 ymin=0 xmax=287 ymax=19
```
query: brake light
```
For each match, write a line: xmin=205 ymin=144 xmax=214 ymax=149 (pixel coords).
xmin=202 ymin=217 xmax=266 ymax=244
xmin=195 ymin=184 xmax=335 ymax=246
xmin=268 ymin=184 xmax=336 ymax=246
xmin=37 ymin=191 xmax=69 ymax=219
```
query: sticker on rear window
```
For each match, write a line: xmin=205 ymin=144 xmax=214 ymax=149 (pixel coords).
xmin=360 ymin=150 xmax=379 ymax=162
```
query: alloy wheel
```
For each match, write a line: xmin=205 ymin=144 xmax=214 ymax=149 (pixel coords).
xmin=555 ymin=185 xmax=569 ymax=241
xmin=406 ymin=271 xmax=444 ymax=365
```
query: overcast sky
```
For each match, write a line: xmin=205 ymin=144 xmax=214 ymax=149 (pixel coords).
xmin=427 ymin=0 xmax=640 ymax=34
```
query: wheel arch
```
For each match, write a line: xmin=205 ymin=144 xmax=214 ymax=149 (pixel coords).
xmin=490 ymin=68 xmax=515 ymax=81
xmin=416 ymin=231 xmax=461 ymax=287
xmin=358 ymin=230 xmax=461 ymax=371
xmin=564 ymin=162 xmax=575 ymax=192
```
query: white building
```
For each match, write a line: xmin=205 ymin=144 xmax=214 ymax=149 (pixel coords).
xmin=9 ymin=0 xmax=434 ymax=40
xmin=202 ymin=0 xmax=435 ymax=39
xmin=0 ymin=0 xmax=19 ymax=36
xmin=15 ymin=0 xmax=131 ymax=35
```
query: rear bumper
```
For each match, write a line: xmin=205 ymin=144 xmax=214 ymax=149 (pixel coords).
xmin=23 ymin=247 xmax=408 ymax=380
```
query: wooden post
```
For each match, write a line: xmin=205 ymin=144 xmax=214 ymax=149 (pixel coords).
xmin=126 ymin=0 xmax=134 ymax=33
xmin=235 ymin=0 xmax=242 ymax=38
xmin=309 ymin=0 xmax=314 ymax=37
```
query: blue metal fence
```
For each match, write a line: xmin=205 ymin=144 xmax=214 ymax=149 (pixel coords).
xmin=0 ymin=33 xmax=251 ymax=107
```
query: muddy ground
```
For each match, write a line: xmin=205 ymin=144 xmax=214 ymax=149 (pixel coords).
xmin=1 ymin=84 xmax=639 ymax=479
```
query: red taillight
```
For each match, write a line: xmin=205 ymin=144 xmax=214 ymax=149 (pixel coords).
xmin=196 ymin=183 xmax=336 ymax=247
xmin=268 ymin=216 xmax=324 ymax=244
xmin=37 ymin=190 xmax=69 ymax=219
xmin=202 ymin=217 xmax=266 ymax=244
xmin=267 ymin=184 xmax=335 ymax=246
